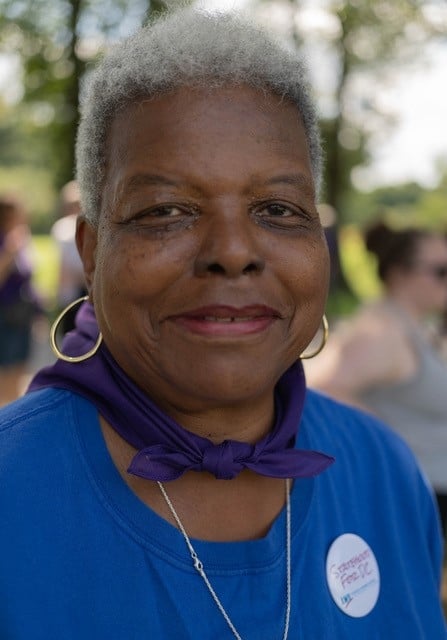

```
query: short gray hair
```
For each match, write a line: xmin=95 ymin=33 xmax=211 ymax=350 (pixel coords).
xmin=76 ymin=7 xmax=322 ymax=225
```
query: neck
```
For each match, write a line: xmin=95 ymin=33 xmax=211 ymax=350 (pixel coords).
xmin=100 ymin=415 xmax=288 ymax=541
xmin=153 ymin=394 xmax=276 ymax=445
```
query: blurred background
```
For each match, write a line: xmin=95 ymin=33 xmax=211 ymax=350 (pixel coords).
xmin=1 ymin=0 xmax=446 ymax=319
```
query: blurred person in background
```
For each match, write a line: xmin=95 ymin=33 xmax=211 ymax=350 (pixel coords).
xmin=435 ymin=270 xmax=447 ymax=362
xmin=306 ymin=221 xmax=447 ymax=536
xmin=440 ymin=308 xmax=447 ymax=361
xmin=50 ymin=180 xmax=87 ymax=333
xmin=0 ymin=194 xmax=42 ymax=405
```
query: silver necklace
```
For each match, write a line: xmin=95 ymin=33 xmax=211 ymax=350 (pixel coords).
xmin=157 ymin=478 xmax=291 ymax=640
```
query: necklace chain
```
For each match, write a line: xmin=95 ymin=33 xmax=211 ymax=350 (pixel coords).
xmin=157 ymin=479 xmax=291 ymax=640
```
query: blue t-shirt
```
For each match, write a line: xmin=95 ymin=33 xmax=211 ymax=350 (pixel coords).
xmin=0 ymin=388 xmax=445 ymax=639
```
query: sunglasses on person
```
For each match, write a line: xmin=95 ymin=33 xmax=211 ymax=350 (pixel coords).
xmin=413 ymin=263 xmax=447 ymax=281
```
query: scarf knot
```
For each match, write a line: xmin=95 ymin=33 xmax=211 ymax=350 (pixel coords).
xmin=201 ymin=441 xmax=243 ymax=479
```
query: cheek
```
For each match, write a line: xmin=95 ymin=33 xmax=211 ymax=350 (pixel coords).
xmin=94 ymin=246 xmax=130 ymax=300
xmin=313 ymin=241 xmax=331 ymax=294
xmin=286 ymin=242 xmax=330 ymax=303
xmin=279 ymin=244 xmax=329 ymax=346
xmin=93 ymin=232 xmax=195 ymax=308
xmin=90 ymin=233 xmax=143 ymax=314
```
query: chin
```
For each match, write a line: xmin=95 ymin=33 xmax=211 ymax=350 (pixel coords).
xmin=187 ymin=363 xmax=283 ymax=404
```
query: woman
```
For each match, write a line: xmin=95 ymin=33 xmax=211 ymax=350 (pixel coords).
xmin=307 ymin=222 xmax=447 ymax=536
xmin=0 ymin=195 xmax=41 ymax=405
xmin=0 ymin=9 xmax=445 ymax=638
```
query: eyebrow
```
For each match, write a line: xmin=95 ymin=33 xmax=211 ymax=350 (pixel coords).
xmin=264 ymin=174 xmax=315 ymax=193
xmin=123 ymin=173 xmax=180 ymax=193
xmin=119 ymin=172 xmax=315 ymax=197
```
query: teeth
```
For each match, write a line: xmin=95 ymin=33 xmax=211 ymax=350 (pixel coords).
xmin=203 ymin=316 xmax=254 ymax=322
xmin=203 ymin=316 xmax=233 ymax=323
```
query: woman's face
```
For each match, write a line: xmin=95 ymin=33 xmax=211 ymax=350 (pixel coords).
xmin=78 ymin=85 xmax=329 ymax=413
xmin=406 ymin=236 xmax=447 ymax=314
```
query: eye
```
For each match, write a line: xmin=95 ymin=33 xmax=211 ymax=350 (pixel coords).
xmin=127 ymin=203 xmax=198 ymax=226
xmin=139 ymin=205 xmax=185 ymax=218
xmin=252 ymin=200 xmax=312 ymax=229
xmin=261 ymin=203 xmax=295 ymax=218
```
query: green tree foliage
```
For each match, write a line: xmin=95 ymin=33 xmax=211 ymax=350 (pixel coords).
xmin=0 ymin=100 xmax=22 ymax=166
xmin=0 ymin=0 xmax=168 ymax=191
xmin=346 ymin=173 xmax=447 ymax=232
xmin=318 ymin=1 xmax=427 ymax=213
xmin=0 ymin=0 xmax=445 ymax=242
xmin=256 ymin=0 xmax=445 ymax=303
xmin=282 ymin=0 xmax=442 ymax=214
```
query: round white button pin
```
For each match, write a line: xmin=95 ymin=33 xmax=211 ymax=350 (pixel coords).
xmin=326 ymin=533 xmax=380 ymax=617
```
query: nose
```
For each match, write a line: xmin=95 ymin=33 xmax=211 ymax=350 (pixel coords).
xmin=194 ymin=204 xmax=265 ymax=278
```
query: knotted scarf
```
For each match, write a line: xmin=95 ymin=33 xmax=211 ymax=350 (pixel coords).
xmin=28 ymin=302 xmax=334 ymax=481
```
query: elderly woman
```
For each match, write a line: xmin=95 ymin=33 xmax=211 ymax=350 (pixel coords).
xmin=0 ymin=8 xmax=445 ymax=639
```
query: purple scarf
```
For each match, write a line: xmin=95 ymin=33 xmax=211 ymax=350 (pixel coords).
xmin=28 ymin=302 xmax=334 ymax=481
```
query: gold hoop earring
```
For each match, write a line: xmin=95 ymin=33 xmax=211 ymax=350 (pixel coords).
xmin=50 ymin=295 xmax=103 ymax=363
xmin=300 ymin=314 xmax=329 ymax=360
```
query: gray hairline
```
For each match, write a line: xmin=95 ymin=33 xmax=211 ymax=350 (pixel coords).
xmin=75 ymin=8 xmax=323 ymax=226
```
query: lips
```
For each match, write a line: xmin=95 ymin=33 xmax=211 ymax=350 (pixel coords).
xmin=202 ymin=316 xmax=258 ymax=322
xmin=169 ymin=305 xmax=281 ymax=337
xmin=179 ymin=305 xmax=280 ymax=319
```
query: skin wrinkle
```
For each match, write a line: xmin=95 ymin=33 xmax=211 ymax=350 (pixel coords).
xmin=113 ymin=173 xmax=316 ymax=221
xmin=103 ymin=92 xmax=316 ymax=233
xmin=77 ymin=84 xmax=329 ymax=444
xmin=74 ymin=79 xmax=330 ymax=542
xmin=77 ymin=10 xmax=322 ymax=224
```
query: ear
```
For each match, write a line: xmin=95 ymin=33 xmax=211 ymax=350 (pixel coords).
xmin=76 ymin=217 xmax=98 ymax=297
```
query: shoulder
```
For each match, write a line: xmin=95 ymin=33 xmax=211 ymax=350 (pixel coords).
xmin=301 ymin=390 xmax=444 ymax=617
xmin=304 ymin=304 xmax=407 ymax=395
xmin=302 ymin=390 xmax=442 ymax=545
xmin=0 ymin=388 xmax=73 ymax=434
xmin=0 ymin=389 xmax=91 ymax=473
xmin=302 ymin=389 xmax=424 ymax=481
xmin=302 ymin=389 xmax=441 ymax=537
xmin=337 ymin=303 xmax=403 ymax=351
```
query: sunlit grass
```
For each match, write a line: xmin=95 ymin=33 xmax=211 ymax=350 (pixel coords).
xmin=339 ymin=225 xmax=381 ymax=302
xmin=31 ymin=235 xmax=60 ymax=310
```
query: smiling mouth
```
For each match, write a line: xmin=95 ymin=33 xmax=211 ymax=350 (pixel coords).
xmin=170 ymin=305 xmax=281 ymax=337
xmin=202 ymin=315 xmax=260 ymax=322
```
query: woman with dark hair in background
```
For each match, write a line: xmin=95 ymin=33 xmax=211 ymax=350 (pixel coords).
xmin=308 ymin=221 xmax=447 ymax=536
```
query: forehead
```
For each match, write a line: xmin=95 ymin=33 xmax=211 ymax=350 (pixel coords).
xmin=102 ymin=84 xmax=315 ymax=201
xmin=111 ymin=83 xmax=305 ymax=136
